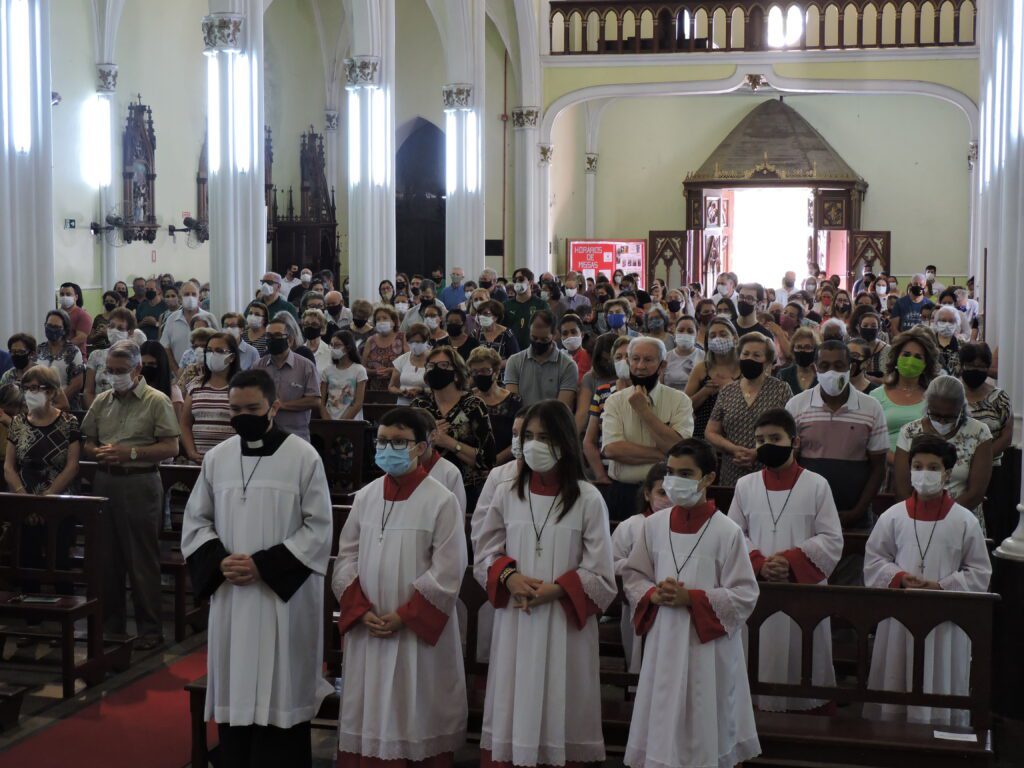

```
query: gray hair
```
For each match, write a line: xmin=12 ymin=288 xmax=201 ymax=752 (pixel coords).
xmin=822 ymin=318 xmax=848 ymax=340
xmin=263 ymin=271 xmax=282 ymax=285
xmin=106 ymin=340 xmax=142 ymax=368
xmin=480 ymin=267 xmax=497 ymax=280
xmin=935 ymin=304 xmax=959 ymax=322
xmin=647 ymin=305 xmax=670 ymax=325
xmin=925 ymin=374 xmax=968 ymax=417
xmin=302 ymin=308 xmax=327 ymax=327
xmin=269 ymin=311 xmax=302 ymax=344
xmin=419 ymin=278 xmax=437 ymax=294
xmin=628 ymin=335 xmax=667 ymax=363
xmin=912 ymin=272 xmax=927 ymax=284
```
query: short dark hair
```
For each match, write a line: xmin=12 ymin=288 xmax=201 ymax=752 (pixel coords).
xmin=755 ymin=408 xmax=797 ymax=439
xmin=959 ymin=342 xmax=992 ymax=369
xmin=817 ymin=338 xmax=850 ymax=362
xmin=926 ymin=264 xmax=937 ymax=272
xmin=785 ymin=302 xmax=805 ymax=322
xmin=667 ymin=438 xmax=717 ymax=476
xmin=447 ymin=307 xmax=467 ymax=322
xmin=638 ymin=462 xmax=669 ymax=515
xmin=379 ymin=406 xmax=428 ymax=443
xmin=229 ymin=369 xmax=277 ymax=403
xmin=512 ymin=268 xmax=534 ymax=282
xmin=739 ymin=282 xmax=765 ymax=302
xmin=8 ymin=333 xmax=37 ymax=353
xmin=530 ymin=309 xmax=556 ymax=331
xmin=60 ymin=282 xmax=84 ymax=307
xmin=909 ymin=434 xmax=957 ymax=469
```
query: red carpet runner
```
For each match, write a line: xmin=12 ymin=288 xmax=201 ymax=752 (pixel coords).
xmin=0 ymin=651 xmax=209 ymax=768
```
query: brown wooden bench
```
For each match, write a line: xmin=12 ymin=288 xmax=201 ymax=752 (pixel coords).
xmin=363 ymin=390 xmax=398 ymax=405
xmin=0 ymin=493 xmax=133 ymax=698
xmin=361 ymin=403 xmax=396 ymax=426
xmin=309 ymin=419 xmax=370 ymax=494
xmin=0 ymin=683 xmax=28 ymax=731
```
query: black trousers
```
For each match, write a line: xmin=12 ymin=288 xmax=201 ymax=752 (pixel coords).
xmin=217 ymin=721 xmax=312 ymax=768
xmin=605 ymin=480 xmax=641 ymax=522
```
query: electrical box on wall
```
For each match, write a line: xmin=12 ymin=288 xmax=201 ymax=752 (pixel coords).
xmin=63 ymin=218 xmax=76 ymax=230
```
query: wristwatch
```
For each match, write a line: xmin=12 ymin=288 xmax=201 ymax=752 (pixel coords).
xmin=130 ymin=447 xmax=138 ymax=461
xmin=454 ymin=443 xmax=462 ymax=453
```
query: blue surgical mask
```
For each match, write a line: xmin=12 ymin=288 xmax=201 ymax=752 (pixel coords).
xmin=607 ymin=313 xmax=626 ymax=329
xmin=375 ymin=445 xmax=415 ymax=476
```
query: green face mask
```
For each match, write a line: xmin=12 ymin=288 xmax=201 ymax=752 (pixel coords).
xmin=897 ymin=355 xmax=926 ymax=379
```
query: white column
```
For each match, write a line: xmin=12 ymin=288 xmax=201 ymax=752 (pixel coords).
xmin=203 ymin=4 xmax=267 ymax=318
xmin=444 ymin=83 xmax=485 ymax=280
xmin=0 ymin=0 xmax=55 ymax=340
xmin=977 ymin=2 xmax=1024 ymax=558
xmin=96 ymin=64 xmax=118 ymax=288
xmin=324 ymin=106 xmax=341 ymax=211
xmin=534 ymin=142 xmax=554 ymax=277
xmin=345 ymin=52 xmax=395 ymax=304
xmin=511 ymin=106 xmax=540 ymax=272
xmin=584 ymin=153 xmax=598 ymax=238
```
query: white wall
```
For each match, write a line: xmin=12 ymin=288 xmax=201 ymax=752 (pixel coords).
xmin=548 ymin=100 xmax=587 ymax=271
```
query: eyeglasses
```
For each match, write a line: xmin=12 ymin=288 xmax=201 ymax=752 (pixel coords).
xmin=21 ymin=385 xmax=52 ymax=394
xmin=472 ymin=368 xmax=494 ymax=376
xmin=376 ymin=438 xmax=412 ymax=450
xmin=425 ymin=361 xmax=454 ymax=371
xmin=267 ymin=333 xmax=288 ymax=340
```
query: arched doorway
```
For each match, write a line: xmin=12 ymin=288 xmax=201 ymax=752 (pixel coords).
xmin=396 ymin=118 xmax=445 ymax=278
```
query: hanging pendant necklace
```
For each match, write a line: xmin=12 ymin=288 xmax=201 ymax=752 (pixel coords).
xmin=239 ymin=453 xmax=264 ymax=502
xmin=912 ymin=499 xmax=941 ymax=575
xmin=528 ymin=490 xmax=559 ymax=558
xmin=763 ymin=478 xmax=797 ymax=533
xmin=380 ymin=497 xmax=398 ymax=543
xmin=668 ymin=510 xmax=714 ymax=578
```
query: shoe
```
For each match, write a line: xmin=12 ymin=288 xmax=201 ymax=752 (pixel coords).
xmin=135 ymin=636 xmax=164 ymax=651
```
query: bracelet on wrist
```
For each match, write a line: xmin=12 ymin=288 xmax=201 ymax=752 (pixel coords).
xmin=499 ymin=566 xmax=517 ymax=586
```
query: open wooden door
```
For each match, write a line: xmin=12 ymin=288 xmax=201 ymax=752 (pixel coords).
xmin=847 ymin=231 xmax=891 ymax=288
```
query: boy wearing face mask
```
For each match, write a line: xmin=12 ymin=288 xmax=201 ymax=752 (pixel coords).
xmin=333 ymin=407 xmax=467 ymax=768
xmin=863 ymin=434 xmax=991 ymax=726
xmin=728 ymin=409 xmax=843 ymax=713
xmin=622 ymin=437 xmax=760 ymax=768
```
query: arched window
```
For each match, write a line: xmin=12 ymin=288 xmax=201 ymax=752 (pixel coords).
xmin=768 ymin=6 xmax=805 ymax=48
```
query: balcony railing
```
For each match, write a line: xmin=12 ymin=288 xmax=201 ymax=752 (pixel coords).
xmin=548 ymin=0 xmax=976 ymax=55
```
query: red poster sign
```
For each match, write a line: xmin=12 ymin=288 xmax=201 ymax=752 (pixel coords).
xmin=567 ymin=239 xmax=647 ymax=289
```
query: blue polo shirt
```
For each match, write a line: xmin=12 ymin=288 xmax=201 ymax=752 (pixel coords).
xmin=438 ymin=284 xmax=467 ymax=311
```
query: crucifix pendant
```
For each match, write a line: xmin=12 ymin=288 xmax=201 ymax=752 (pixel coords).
xmin=535 ymin=543 xmax=543 ymax=558
xmin=379 ymin=532 xmax=384 ymax=543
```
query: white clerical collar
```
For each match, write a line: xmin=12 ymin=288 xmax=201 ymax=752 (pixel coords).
xmin=245 ymin=438 xmax=264 ymax=449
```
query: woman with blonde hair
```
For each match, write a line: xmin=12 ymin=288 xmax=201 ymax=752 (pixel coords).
xmin=467 ymin=345 xmax=522 ymax=463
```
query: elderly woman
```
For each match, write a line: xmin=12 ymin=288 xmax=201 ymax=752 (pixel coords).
xmin=410 ymin=345 xmax=495 ymax=512
xmin=1 ymin=333 xmax=37 ymax=390
xmin=776 ymin=326 xmax=819 ymax=396
xmin=38 ymin=310 xmax=85 ymax=409
xmin=894 ymin=375 xmax=993 ymax=530
xmin=932 ymin=304 xmax=964 ymax=376
xmin=685 ymin=317 xmax=741 ymax=439
xmin=475 ymin=299 xmax=520 ymax=362
xmin=84 ymin=308 xmax=148 ymax=408
xmin=869 ymin=326 xmax=939 ymax=456
xmin=242 ymin=300 xmax=270 ymax=355
xmin=388 ymin=323 xmax=430 ymax=406
xmin=705 ymin=331 xmax=793 ymax=486
xmin=467 ymin=346 xmax=522 ymax=463
xmin=360 ymin=304 xmax=406 ymax=391
xmin=300 ymin=308 xmax=331 ymax=372
xmin=644 ymin=304 xmax=674 ymax=351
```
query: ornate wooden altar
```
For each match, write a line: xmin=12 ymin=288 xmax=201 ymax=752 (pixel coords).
xmin=120 ymin=96 xmax=159 ymax=243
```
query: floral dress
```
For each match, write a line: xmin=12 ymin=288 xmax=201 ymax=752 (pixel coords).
xmin=710 ymin=377 xmax=793 ymax=486
xmin=36 ymin=343 xmax=85 ymax=408
xmin=410 ymin=392 xmax=496 ymax=493
xmin=362 ymin=333 xmax=406 ymax=391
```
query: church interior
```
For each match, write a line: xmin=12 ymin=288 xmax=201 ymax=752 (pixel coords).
xmin=2 ymin=0 xmax=1024 ymax=766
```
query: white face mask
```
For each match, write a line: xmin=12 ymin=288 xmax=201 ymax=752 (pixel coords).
xmin=410 ymin=341 xmax=430 ymax=356
xmin=540 ymin=290 xmax=550 ymax=301
xmin=301 ymin=273 xmax=312 ymax=284
xmin=817 ymin=370 xmax=849 ymax=397
xmin=260 ymin=282 xmax=276 ymax=297
xmin=510 ymin=435 xmax=523 ymax=460
xmin=205 ymin=351 xmax=232 ymax=373
xmin=246 ymin=314 xmax=264 ymax=329
xmin=911 ymin=469 xmax=945 ymax=497
xmin=331 ymin=347 xmax=347 ymax=361
xmin=107 ymin=328 xmax=128 ymax=345
xmin=59 ymin=295 xmax=76 ymax=309
xmin=565 ymin=288 xmax=577 ymax=298
xmin=182 ymin=295 xmax=199 ymax=311
xmin=876 ymin=284 xmax=888 ymax=296
xmin=614 ymin=359 xmax=631 ymax=380
xmin=522 ymin=440 xmax=561 ymax=473
xmin=662 ymin=475 xmax=704 ymax=507
xmin=472 ymin=300 xmax=484 ymax=311
xmin=930 ymin=415 xmax=958 ymax=436
xmin=395 ymin=302 xmax=409 ymax=314
xmin=562 ymin=335 xmax=583 ymax=352
xmin=708 ymin=336 xmax=734 ymax=355
xmin=464 ymin=290 xmax=473 ymax=301
xmin=935 ymin=321 xmax=957 ymax=338
xmin=674 ymin=332 xmax=696 ymax=351
xmin=513 ymin=281 xmax=529 ymax=295
xmin=225 ymin=326 xmax=242 ymax=340
xmin=424 ymin=317 xmax=440 ymax=330
xmin=375 ymin=320 xmax=393 ymax=334
xmin=108 ymin=372 xmax=135 ymax=393
xmin=24 ymin=390 xmax=48 ymax=412
xmin=478 ymin=315 xmax=495 ymax=328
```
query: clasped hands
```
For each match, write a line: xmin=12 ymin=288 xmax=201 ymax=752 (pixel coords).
xmin=759 ymin=554 xmax=791 ymax=582
xmin=649 ymin=578 xmax=690 ymax=608
xmin=429 ymin=419 xmax=457 ymax=451
xmin=506 ymin=572 xmax=564 ymax=614
xmin=221 ymin=554 xmax=260 ymax=586
xmin=361 ymin=610 xmax=405 ymax=638
xmin=902 ymin=574 xmax=941 ymax=590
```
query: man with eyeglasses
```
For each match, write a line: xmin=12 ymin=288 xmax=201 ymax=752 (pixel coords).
xmin=252 ymin=319 xmax=320 ymax=441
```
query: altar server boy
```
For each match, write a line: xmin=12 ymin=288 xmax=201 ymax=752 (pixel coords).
xmin=864 ymin=433 xmax=991 ymax=726
xmin=623 ymin=438 xmax=761 ymax=768
xmin=728 ymin=408 xmax=843 ymax=712
xmin=333 ymin=407 xmax=468 ymax=767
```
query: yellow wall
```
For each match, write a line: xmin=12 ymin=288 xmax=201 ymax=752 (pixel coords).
xmin=550 ymin=93 xmax=970 ymax=278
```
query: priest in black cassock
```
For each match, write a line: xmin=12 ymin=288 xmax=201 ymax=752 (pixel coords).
xmin=182 ymin=369 xmax=333 ymax=768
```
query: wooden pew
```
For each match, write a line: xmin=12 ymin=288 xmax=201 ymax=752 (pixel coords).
xmin=309 ymin=419 xmax=370 ymax=494
xmin=363 ymin=390 xmax=398 ymax=405
xmin=0 ymin=493 xmax=132 ymax=698
xmin=361 ymin=403 xmax=396 ymax=427
xmin=0 ymin=684 xmax=27 ymax=731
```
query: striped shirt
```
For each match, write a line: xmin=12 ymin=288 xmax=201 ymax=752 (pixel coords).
xmin=786 ymin=385 xmax=889 ymax=462
xmin=187 ymin=383 xmax=234 ymax=457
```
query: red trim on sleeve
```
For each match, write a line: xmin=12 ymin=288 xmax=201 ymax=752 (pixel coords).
xmin=337 ymin=578 xmax=373 ymax=636
xmin=486 ymin=556 xmax=516 ymax=608
xmin=781 ymin=547 xmax=826 ymax=584
xmin=750 ymin=549 xmax=768 ymax=577
xmin=555 ymin=570 xmax=601 ymax=630
xmin=396 ymin=590 xmax=449 ymax=646
xmin=688 ymin=589 xmax=727 ymax=644
xmin=634 ymin=586 xmax=659 ymax=636
xmin=889 ymin=571 xmax=909 ymax=589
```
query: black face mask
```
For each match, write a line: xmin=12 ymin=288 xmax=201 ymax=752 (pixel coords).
xmin=530 ymin=339 xmax=552 ymax=356
xmin=117 ymin=288 xmax=129 ymax=298
xmin=835 ymin=302 xmax=850 ymax=313
xmin=630 ymin=371 xmax=660 ymax=391
xmin=859 ymin=327 xmax=878 ymax=342
xmin=667 ymin=300 xmax=682 ymax=313
xmin=850 ymin=359 xmax=863 ymax=377
xmin=145 ymin=289 xmax=157 ymax=300
xmin=962 ymin=369 xmax=988 ymax=390
xmin=424 ymin=367 xmax=456 ymax=390
xmin=446 ymin=323 xmax=464 ymax=338
xmin=268 ymin=337 xmax=289 ymax=355
xmin=479 ymin=280 xmax=492 ymax=290
xmin=141 ymin=364 xmax=160 ymax=385
xmin=699 ymin=313 xmax=715 ymax=325
xmin=739 ymin=358 xmax=765 ymax=380
xmin=737 ymin=301 xmax=756 ymax=317
xmin=783 ymin=279 xmax=795 ymax=289
xmin=411 ymin=286 xmax=421 ymax=296
xmin=396 ymin=282 xmax=406 ymax=292
xmin=421 ymin=297 xmax=434 ymax=309
xmin=473 ymin=373 xmax=494 ymax=391
xmin=794 ymin=350 xmax=816 ymax=368
xmin=301 ymin=325 xmax=321 ymax=341
xmin=352 ymin=315 xmax=368 ymax=328
xmin=231 ymin=412 xmax=272 ymax=442
xmin=161 ymin=282 xmax=173 ymax=291
xmin=910 ymin=285 xmax=924 ymax=297
xmin=326 ymin=304 xmax=342 ymax=318
xmin=756 ymin=443 xmax=793 ymax=469
xmin=104 ymin=301 xmax=117 ymax=312
xmin=596 ymin=294 xmax=608 ymax=303
xmin=11 ymin=351 xmax=30 ymax=370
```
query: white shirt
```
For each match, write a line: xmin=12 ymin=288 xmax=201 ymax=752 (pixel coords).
xmin=602 ymin=383 xmax=695 ymax=484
